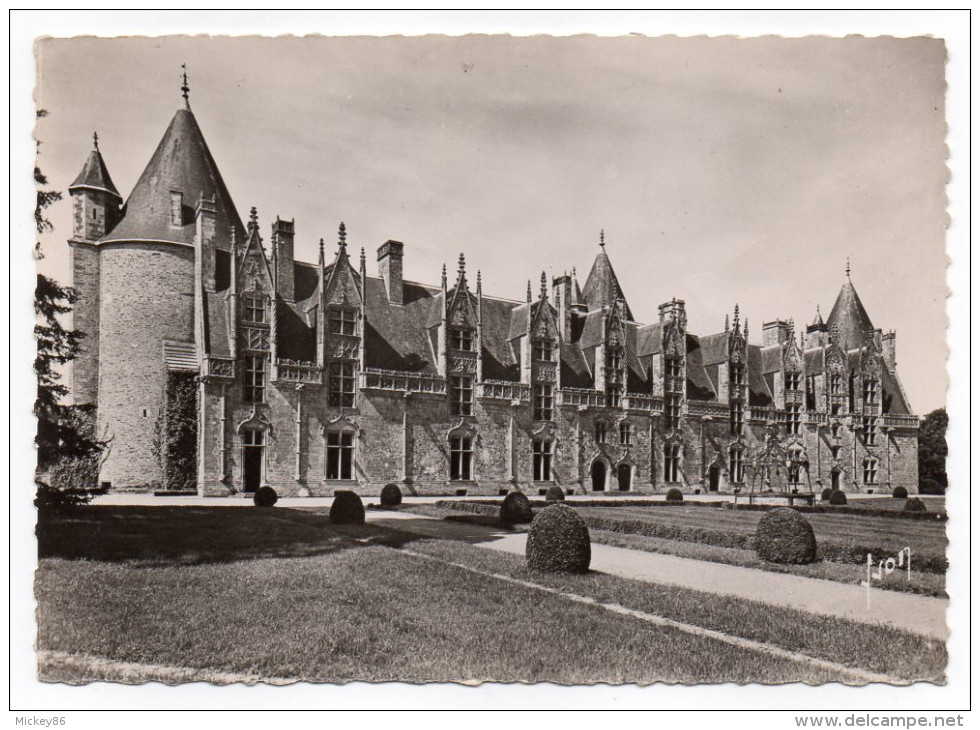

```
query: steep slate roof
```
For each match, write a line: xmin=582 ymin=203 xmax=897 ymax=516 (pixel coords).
xmin=826 ymin=277 xmax=876 ymax=352
xmin=581 ymin=247 xmax=634 ymax=320
xmin=69 ymin=145 xmax=121 ymax=197
xmin=102 ymin=108 xmax=246 ymax=246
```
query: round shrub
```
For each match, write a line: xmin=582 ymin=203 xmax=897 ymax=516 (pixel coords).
xmin=904 ymin=497 xmax=927 ymax=512
xmin=526 ymin=503 xmax=591 ymax=573
xmin=666 ymin=487 xmax=684 ymax=502
xmin=545 ymin=486 xmax=566 ymax=502
xmin=253 ymin=485 xmax=278 ymax=507
xmin=820 ymin=487 xmax=833 ymax=501
xmin=500 ymin=491 xmax=533 ymax=525
xmin=380 ymin=483 xmax=403 ymax=507
xmin=892 ymin=486 xmax=909 ymax=499
xmin=753 ymin=507 xmax=817 ymax=564
xmin=330 ymin=490 xmax=365 ymax=525
xmin=828 ymin=489 xmax=848 ymax=506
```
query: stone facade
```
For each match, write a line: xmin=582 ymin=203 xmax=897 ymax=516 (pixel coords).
xmin=67 ymin=96 xmax=920 ymax=497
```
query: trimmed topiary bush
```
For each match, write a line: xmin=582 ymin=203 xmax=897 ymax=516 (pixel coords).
xmin=904 ymin=497 xmax=927 ymax=512
xmin=330 ymin=490 xmax=365 ymax=525
xmin=666 ymin=487 xmax=684 ymax=502
xmin=253 ymin=485 xmax=278 ymax=507
xmin=380 ymin=483 xmax=402 ymax=507
xmin=500 ymin=491 xmax=533 ymax=525
xmin=753 ymin=507 xmax=817 ymax=564
xmin=828 ymin=489 xmax=848 ymax=506
xmin=526 ymin=503 xmax=591 ymax=573
xmin=892 ymin=486 xmax=909 ymax=499
xmin=820 ymin=487 xmax=833 ymax=501
xmin=545 ymin=486 xmax=565 ymax=502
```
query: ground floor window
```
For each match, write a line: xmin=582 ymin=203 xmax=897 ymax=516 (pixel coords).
xmin=728 ymin=447 xmax=744 ymax=484
xmin=863 ymin=458 xmax=877 ymax=485
xmin=450 ymin=436 xmax=473 ymax=481
xmin=788 ymin=464 xmax=802 ymax=486
xmin=533 ymin=439 xmax=553 ymax=482
xmin=326 ymin=431 xmax=354 ymax=480
xmin=663 ymin=442 xmax=680 ymax=483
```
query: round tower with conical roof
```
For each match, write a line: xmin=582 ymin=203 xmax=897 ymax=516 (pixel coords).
xmin=69 ymin=81 xmax=245 ymax=490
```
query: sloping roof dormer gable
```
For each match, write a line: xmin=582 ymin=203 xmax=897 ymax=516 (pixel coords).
xmin=321 ymin=223 xmax=363 ymax=308
xmin=447 ymin=254 xmax=478 ymax=328
xmin=237 ymin=208 xmax=275 ymax=295
xmin=529 ymin=273 xmax=559 ymax=341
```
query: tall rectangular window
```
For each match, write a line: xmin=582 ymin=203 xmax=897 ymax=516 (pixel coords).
xmin=863 ymin=378 xmax=878 ymax=405
xmin=862 ymin=416 xmax=877 ymax=446
xmin=664 ymin=394 xmax=681 ymax=431
xmin=328 ymin=361 xmax=356 ymax=407
xmin=532 ymin=439 xmax=553 ymax=482
xmin=665 ymin=357 xmax=681 ymax=382
xmin=595 ymin=422 xmax=607 ymax=444
xmin=533 ymin=384 xmax=554 ymax=421
xmin=450 ymin=436 xmax=473 ymax=481
xmin=532 ymin=340 xmax=554 ymax=362
xmin=451 ymin=328 xmax=473 ymax=352
xmin=244 ymin=355 xmax=266 ymax=403
xmin=730 ymin=362 xmax=746 ymax=386
xmin=728 ymin=448 xmax=744 ymax=484
xmin=863 ymin=458 xmax=878 ymax=485
xmin=329 ymin=307 xmax=357 ymax=336
xmin=605 ymin=385 xmax=621 ymax=409
xmin=730 ymin=400 xmax=744 ymax=436
xmin=619 ymin=421 xmax=633 ymax=445
xmin=325 ymin=431 xmax=354 ymax=480
xmin=830 ymin=373 xmax=842 ymax=395
xmin=663 ymin=443 xmax=679 ymax=483
xmin=243 ymin=295 xmax=266 ymax=324
xmin=451 ymin=376 xmax=473 ymax=416
xmin=787 ymin=404 xmax=802 ymax=435
xmin=785 ymin=371 xmax=801 ymax=391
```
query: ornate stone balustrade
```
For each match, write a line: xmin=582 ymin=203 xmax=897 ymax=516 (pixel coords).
xmin=881 ymin=414 xmax=920 ymax=430
xmin=361 ymin=368 xmax=446 ymax=394
xmin=273 ymin=359 xmax=322 ymax=385
xmin=624 ymin=393 xmax=661 ymax=413
xmin=687 ymin=401 xmax=729 ymax=418
xmin=559 ymin=388 xmax=606 ymax=408
xmin=477 ymin=380 xmax=530 ymax=402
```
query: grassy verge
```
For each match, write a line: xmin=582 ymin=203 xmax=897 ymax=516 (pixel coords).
xmin=589 ymin=530 xmax=946 ymax=598
xmin=408 ymin=540 xmax=946 ymax=683
xmin=39 ymin=545 xmax=845 ymax=685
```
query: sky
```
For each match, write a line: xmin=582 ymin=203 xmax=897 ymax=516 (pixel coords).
xmin=33 ymin=33 xmax=948 ymax=413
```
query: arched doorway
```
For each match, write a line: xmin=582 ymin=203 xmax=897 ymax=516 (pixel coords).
xmin=617 ymin=463 xmax=631 ymax=491
xmin=242 ymin=429 xmax=265 ymax=493
xmin=708 ymin=464 xmax=720 ymax=492
xmin=590 ymin=460 xmax=607 ymax=492
xmin=831 ymin=468 xmax=841 ymax=491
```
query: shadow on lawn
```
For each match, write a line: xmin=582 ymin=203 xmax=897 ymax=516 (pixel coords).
xmin=36 ymin=506 xmax=503 ymax=567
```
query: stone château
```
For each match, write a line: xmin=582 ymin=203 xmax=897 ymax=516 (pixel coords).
xmin=67 ymin=84 xmax=920 ymax=497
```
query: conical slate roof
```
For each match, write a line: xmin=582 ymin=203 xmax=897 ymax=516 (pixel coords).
xmin=101 ymin=108 xmax=245 ymax=245
xmin=826 ymin=277 xmax=875 ymax=351
xmin=581 ymin=247 xmax=633 ymax=320
xmin=69 ymin=146 xmax=120 ymax=198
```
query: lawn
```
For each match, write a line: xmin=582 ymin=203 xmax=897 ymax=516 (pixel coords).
xmin=36 ymin=506 xmax=945 ymax=685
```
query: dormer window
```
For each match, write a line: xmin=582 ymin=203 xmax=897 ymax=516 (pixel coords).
xmin=863 ymin=378 xmax=878 ymax=405
xmin=532 ymin=340 xmax=554 ymax=362
xmin=243 ymin=294 xmax=267 ymax=324
xmin=830 ymin=373 xmax=843 ymax=395
xmin=451 ymin=328 xmax=473 ymax=352
xmin=785 ymin=371 xmax=801 ymax=391
xmin=730 ymin=401 xmax=744 ymax=436
xmin=730 ymin=363 xmax=746 ymax=386
xmin=329 ymin=307 xmax=357 ymax=336
xmin=170 ymin=190 xmax=182 ymax=227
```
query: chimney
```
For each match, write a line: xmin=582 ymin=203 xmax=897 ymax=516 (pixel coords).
xmin=378 ymin=240 xmax=404 ymax=305
xmin=272 ymin=217 xmax=295 ymax=301
xmin=195 ymin=195 xmax=217 ymax=292
xmin=882 ymin=330 xmax=896 ymax=373
xmin=762 ymin=319 xmax=792 ymax=347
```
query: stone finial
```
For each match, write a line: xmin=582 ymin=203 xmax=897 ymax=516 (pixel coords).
xmin=476 ymin=269 xmax=482 ymax=293
xmin=181 ymin=63 xmax=190 ymax=107
xmin=733 ymin=303 xmax=740 ymax=330
xmin=229 ymin=225 xmax=237 ymax=252
xmin=248 ymin=207 xmax=258 ymax=229
xmin=540 ymin=271 xmax=547 ymax=298
xmin=744 ymin=319 xmax=749 ymax=340
xmin=599 ymin=229 xmax=605 ymax=248
xmin=318 ymin=237 xmax=325 ymax=263
xmin=725 ymin=314 xmax=730 ymax=332
xmin=92 ymin=131 xmax=99 ymax=151
xmin=360 ymin=246 xmax=366 ymax=270
xmin=338 ymin=222 xmax=347 ymax=247
xmin=845 ymin=257 xmax=851 ymax=278
xmin=441 ymin=263 xmax=447 ymax=289
xmin=526 ymin=280 xmax=532 ymax=303
xmin=457 ymin=252 xmax=466 ymax=279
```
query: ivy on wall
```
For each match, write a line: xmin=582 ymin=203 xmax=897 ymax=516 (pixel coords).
xmin=156 ymin=371 xmax=198 ymax=492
